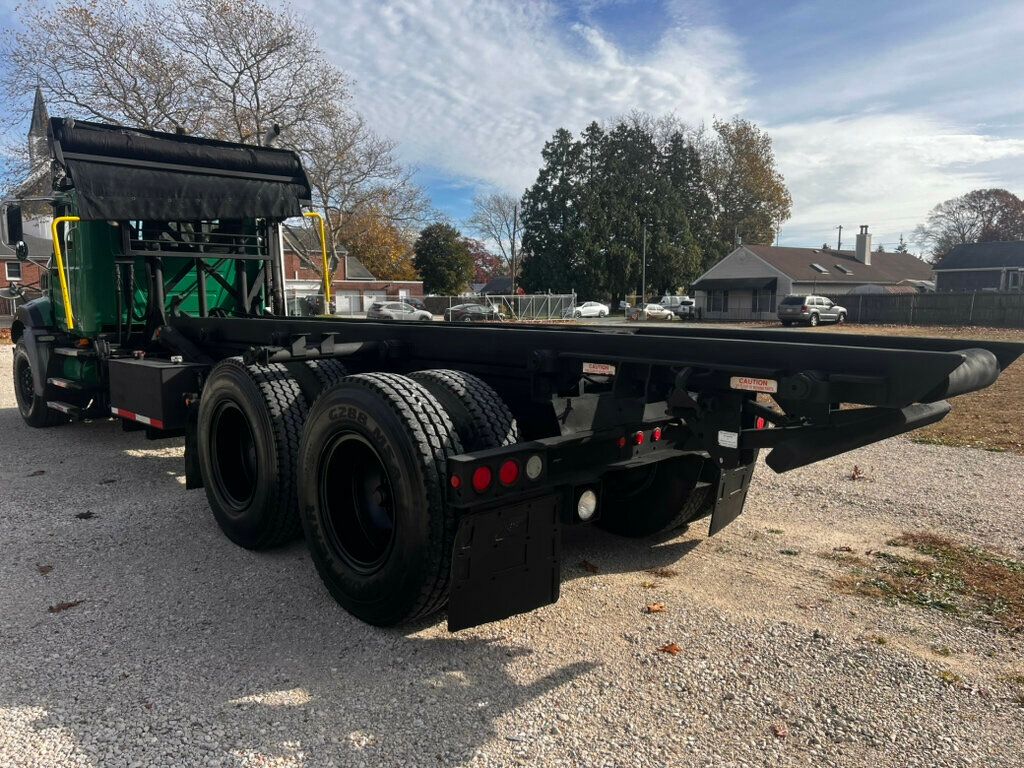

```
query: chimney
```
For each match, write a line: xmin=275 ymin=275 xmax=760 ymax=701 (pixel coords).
xmin=855 ymin=225 xmax=872 ymax=265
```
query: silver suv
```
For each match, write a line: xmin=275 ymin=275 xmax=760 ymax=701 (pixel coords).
xmin=778 ymin=295 xmax=847 ymax=327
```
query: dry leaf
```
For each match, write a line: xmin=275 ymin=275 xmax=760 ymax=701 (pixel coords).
xmin=75 ymin=511 xmax=95 ymax=520
xmin=833 ymin=546 xmax=853 ymax=553
xmin=36 ymin=564 xmax=53 ymax=576
xmin=771 ymin=723 xmax=789 ymax=738
xmin=658 ymin=642 xmax=682 ymax=655
xmin=640 ymin=580 xmax=657 ymax=589
xmin=579 ymin=559 xmax=599 ymax=574
xmin=849 ymin=465 xmax=865 ymax=481
xmin=644 ymin=603 xmax=666 ymax=614
xmin=48 ymin=600 xmax=84 ymax=614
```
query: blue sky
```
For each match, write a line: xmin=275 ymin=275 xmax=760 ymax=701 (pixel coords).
xmin=304 ymin=0 xmax=1024 ymax=251
xmin=4 ymin=0 xmax=1023 ymax=252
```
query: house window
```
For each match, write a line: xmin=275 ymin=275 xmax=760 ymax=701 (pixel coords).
xmin=706 ymin=289 xmax=729 ymax=312
xmin=751 ymin=288 xmax=776 ymax=313
xmin=834 ymin=264 xmax=853 ymax=275
xmin=5 ymin=261 xmax=22 ymax=281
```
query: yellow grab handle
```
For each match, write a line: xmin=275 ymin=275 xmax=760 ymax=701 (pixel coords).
xmin=51 ymin=216 xmax=80 ymax=330
xmin=303 ymin=211 xmax=331 ymax=308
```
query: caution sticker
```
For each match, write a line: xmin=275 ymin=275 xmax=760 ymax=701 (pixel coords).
xmin=730 ymin=376 xmax=778 ymax=394
xmin=582 ymin=362 xmax=616 ymax=376
xmin=717 ymin=430 xmax=739 ymax=449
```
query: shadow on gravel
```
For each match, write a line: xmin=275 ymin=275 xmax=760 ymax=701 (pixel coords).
xmin=558 ymin=522 xmax=704 ymax=583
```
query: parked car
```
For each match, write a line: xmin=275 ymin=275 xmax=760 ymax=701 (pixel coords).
xmin=403 ymin=296 xmax=427 ymax=311
xmin=668 ymin=296 xmax=697 ymax=320
xmin=367 ymin=301 xmax=433 ymax=321
xmin=563 ymin=301 xmax=610 ymax=319
xmin=777 ymin=295 xmax=847 ymax=326
xmin=615 ymin=300 xmax=631 ymax=312
xmin=443 ymin=303 xmax=503 ymax=322
xmin=628 ymin=303 xmax=675 ymax=321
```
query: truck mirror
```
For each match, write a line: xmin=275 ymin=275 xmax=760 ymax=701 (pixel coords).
xmin=15 ymin=240 xmax=28 ymax=261
xmin=4 ymin=204 xmax=23 ymax=246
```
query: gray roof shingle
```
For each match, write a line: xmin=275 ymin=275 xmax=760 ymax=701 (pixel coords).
xmin=744 ymin=245 xmax=934 ymax=284
xmin=933 ymin=241 xmax=1024 ymax=270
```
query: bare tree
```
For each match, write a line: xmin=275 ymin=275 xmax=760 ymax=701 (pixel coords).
xmin=914 ymin=189 xmax=1024 ymax=261
xmin=467 ymin=192 xmax=521 ymax=273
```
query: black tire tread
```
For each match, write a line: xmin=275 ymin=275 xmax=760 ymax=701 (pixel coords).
xmin=13 ymin=342 xmax=65 ymax=427
xmin=409 ymin=369 xmax=518 ymax=451
xmin=305 ymin=358 xmax=348 ymax=389
xmin=339 ymin=372 xmax=463 ymax=621
xmin=210 ymin=357 xmax=308 ymax=548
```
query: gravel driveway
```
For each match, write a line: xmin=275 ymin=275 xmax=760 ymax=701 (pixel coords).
xmin=1 ymin=344 xmax=1022 ymax=767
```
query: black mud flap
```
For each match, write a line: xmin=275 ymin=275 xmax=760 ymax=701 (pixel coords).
xmin=708 ymin=460 xmax=757 ymax=536
xmin=447 ymin=495 xmax=561 ymax=632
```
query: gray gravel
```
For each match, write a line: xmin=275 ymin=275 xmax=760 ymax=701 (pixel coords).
xmin=1 ymin=343 xmax=1022 ymax=767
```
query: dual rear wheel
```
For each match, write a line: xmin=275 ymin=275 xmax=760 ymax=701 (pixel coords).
xmin=197 ymin=361 xmax=517 ymax=625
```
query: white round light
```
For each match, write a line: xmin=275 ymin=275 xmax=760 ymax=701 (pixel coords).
xmin=525 ymin=454 xmax=543 ymax=480
xmin=577 ymin=490 xmax=598 ymax=521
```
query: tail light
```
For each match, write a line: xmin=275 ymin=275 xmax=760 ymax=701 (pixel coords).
xmin=471 ymin=466 xmax=493 ymax=493
xmin=632 ymin=431 xmax=645 ymax=446
xmin=755 ymin=416 xmax=767 ymax=430
xmin=801 ymin=305 xmax=809 ymax=312
xmin=498 ymin=459 xmax=520 ymax=486
xmin=652 ymin=427 xmax=663 ymax=442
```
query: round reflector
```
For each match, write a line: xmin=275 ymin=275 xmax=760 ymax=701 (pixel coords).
xmin=498 ymin=459 xmax=520 ymax=486
xmin=616 ymin=436 xmax=627 ymax=448
xmin=525 ymin=454 xmax=543 ymax=480
xmin=450 ymin=474 xmax=462 ymax=490
xmin=471 ymin=466 xmax=493 ymax=493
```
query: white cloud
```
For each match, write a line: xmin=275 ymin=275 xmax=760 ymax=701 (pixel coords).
xmin=303 ymin=0 xmax=746 ymax=194
xmin=771 ymin=114 xmax=1024 ymax=249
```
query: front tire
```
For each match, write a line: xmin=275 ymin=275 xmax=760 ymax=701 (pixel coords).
xmin=197 ymin=358 xmax=308 ymax=549
xmin=298 ymin=373 xmax=462 ymax=626
xmin=12 ymin=342 xmax=65 ymax=428
xmin=837 ymin=312 xmax=847 ymax=324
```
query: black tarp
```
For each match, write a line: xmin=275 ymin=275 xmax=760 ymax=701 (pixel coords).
xmin=49 ymin=118 xmax=311 ymax=221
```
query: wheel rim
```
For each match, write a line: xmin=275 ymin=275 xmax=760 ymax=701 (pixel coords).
xmin=810 ymin=315 xmax=818 ymax=326
xmin=15 ymin=357 xmax=35 ymax=414
xmin=319 ymin=433 xmax=396 ymax=573
xmin=210 ymin=400 xmax=258 ymax=512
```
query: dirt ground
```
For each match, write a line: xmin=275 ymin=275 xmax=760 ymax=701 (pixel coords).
xmin=819 ymin=324 xmax=1024 ymax=455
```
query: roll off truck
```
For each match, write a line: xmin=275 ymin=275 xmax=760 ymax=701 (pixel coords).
xmin=5 ymin=118 xmax=1022 ymax=630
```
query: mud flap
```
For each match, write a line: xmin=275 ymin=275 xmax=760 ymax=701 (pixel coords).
xmin=708 ymin=460 xmax=757 ymax=536
xmin=447 ymin=495 xmax=561 ymax=631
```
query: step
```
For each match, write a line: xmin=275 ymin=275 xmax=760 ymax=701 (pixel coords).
xmin=47 ymin=377 xmax=91 ymax=392
xmin=46 ymin=400 xmax=81 ymax=417
xmin=53 ymin=346 xmax=96 ymax=358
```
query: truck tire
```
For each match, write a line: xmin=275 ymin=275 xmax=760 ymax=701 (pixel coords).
xmin=12 ymin=341 xmax=65 ymax=427
xmin=285 ymin=358 xmax=348 ymax=402
xmin=197 ymin=358 xmax=308 ymax=550
xmin=598 ymin=457 xmax=710 ymax=537
xmin=409 ymin=369 xmax=518 ymax=451
xmin=297 ymin=373 xmax=462 ymax=626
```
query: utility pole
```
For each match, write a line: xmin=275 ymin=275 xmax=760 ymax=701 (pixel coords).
xmin=510 ymin=202 xmax=519 ymax=294
xmin=641 ymin=223 xmax=647 ymax=303
xmin=835 ymin=224 xmax=843 ymax=251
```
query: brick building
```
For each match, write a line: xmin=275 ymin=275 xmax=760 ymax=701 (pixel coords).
xmin=279 ymin=226 xmax=424 ymax=315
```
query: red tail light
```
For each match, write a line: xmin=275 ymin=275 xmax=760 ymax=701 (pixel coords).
xmin=801 ymin=305 xmax=809 ymax=312
xmin=632 ymin=430 xmax=645 ymax=446
xmin=755 ymin=416 xmax=767 ymax=430
xmin=471 ymin=466 xmax=493 ymax=493
xmin=652 ymin=427 xmax=663 ymax=441
xmin=498 ymin=459 xmax=520 ymax=486
xmin=616 ymin=436 xmax=627 ymax=448
xmin=450 ymin=474 xmax=462 ymax=489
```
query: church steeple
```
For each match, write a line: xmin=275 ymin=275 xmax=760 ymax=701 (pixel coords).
xmin=28 ymin=86 xmax=49 ymax=168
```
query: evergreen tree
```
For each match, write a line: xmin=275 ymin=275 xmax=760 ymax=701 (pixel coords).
xmin=413 ymin=223 xmax=474 ymax=294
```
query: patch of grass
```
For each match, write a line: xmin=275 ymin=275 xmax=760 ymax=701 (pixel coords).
xmin=869 ymin=634 xmax=888 ymax=645
xmin=824 ymin=324 xmax=1024 ymax=455
xmin=932 ymin=645 xmax=953 ymax=657
xmin=766 ymin=528 xmax=785 ymax=535
xmin=836 ymin=532 xmax=1024 ymax=634
xmin=779 ymin=548 xmax=800 ymax=557
xmin=938 ymin=670 xmax=962 ymax=685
